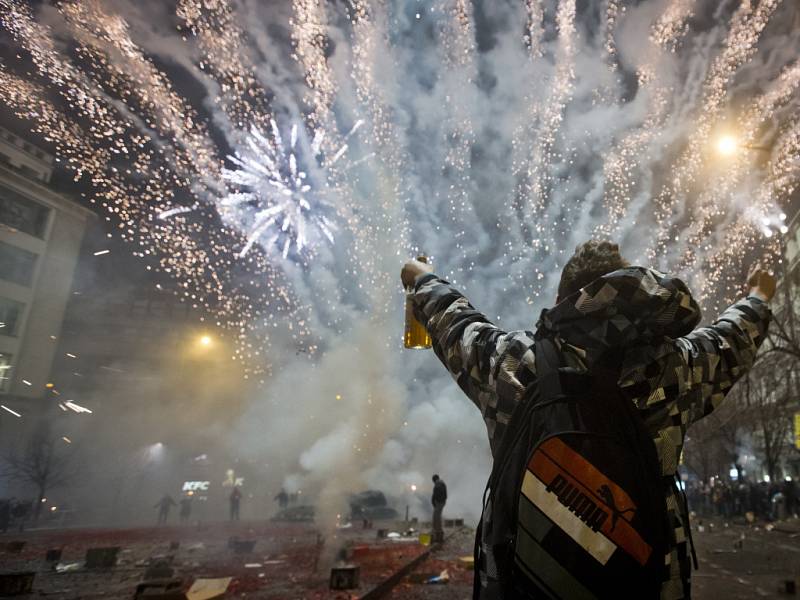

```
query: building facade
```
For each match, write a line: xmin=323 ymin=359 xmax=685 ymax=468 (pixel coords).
xmin=0 ymin=126 xmax=94 ymax=406
xmin=765 ymin=203 xmax=800 ymax=481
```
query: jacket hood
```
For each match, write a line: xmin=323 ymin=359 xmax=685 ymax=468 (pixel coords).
xmin=537 ymin=267 xmax=701 ymax=352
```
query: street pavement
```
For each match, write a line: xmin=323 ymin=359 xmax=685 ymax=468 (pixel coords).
xmin=692 ymin=517 xmax=800 ymax=598
xmin=0 ymin=518 xmax=797 ymax=598
xmin=390 ymin=518 xmax=800 ymax=599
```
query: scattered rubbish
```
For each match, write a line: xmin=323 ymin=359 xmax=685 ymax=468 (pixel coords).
xmin=45 ymin=548 xmax=63 ymax=563
xmin=144 ymin=559 xmax=175 ymax=579
xmin=186 ymin=543 xmax=205 ymax=552
xmin=427 ymin=570 xmax=450 ymax=584
xmin=244 ymin=563 xmax=262 ymax=568
xmin=186 ymin=577 xmax=232 ymax=600
xmin=745 ymin=511 xmax=756 ymax=523
xmin=418 ymin=532 xmax=432 ymax=546
xmin=84 ymin=547 xmax=120 ymax=569
xmin=55 ymin=562 xmax=82 ymax=573
xmin=0 ymin=571 xmax=36 ymax=596
xmin=458 ymin=555 xmax=475 ymax=570
xmin=134 ymin=578 xmax=183 ymax=599
xmin=386 ymin=532 xmax=401 ymax=539
xmin=697 ymin=526 xmax=705 ymax=533
xmin=330 ymin=564 xmax=360 ymax=590
xmin=765 ymin=523 xmax=775 ymax=531
xmin=262 ymin=560 xmax=284 ymax=565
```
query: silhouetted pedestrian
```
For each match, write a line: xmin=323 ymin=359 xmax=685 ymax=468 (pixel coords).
xmin=274 ymin=489 xmax=289 ymax=509
xmin=0 ymin=499 xmax=10 ymax=533
xmin=155 ymin=494 xmax=176 ymax=525
xmin=179 ymin=497 xmax=192 ymax=524
xmin=431 ymin=474 xmax=447 ymax=543
xmin=229 ymin=487 xmax=242 ymax=521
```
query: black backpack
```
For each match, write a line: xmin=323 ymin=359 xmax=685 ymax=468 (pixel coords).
xmin=474 ymin=333 xmax=672 ymax=599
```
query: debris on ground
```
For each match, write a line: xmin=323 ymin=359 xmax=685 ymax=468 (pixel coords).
xmin=54 ymin=562 xmax=82 ymax=573
xmin=426 ymin=570 xmax=449 ymax=584
xmin=186 ymin=576 xmax=232 ymax=600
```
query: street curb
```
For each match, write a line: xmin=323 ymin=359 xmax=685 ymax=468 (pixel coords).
xmin=358 ymin=544 xmax=439 ymax=600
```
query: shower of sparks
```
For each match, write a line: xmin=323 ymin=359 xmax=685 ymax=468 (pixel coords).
xmin=1 ymin=405 xmax=22 ymax=418
xmin=62 ymin=401 xmax=93 ymax=414
xmin=0 ymin=0 xmax=796 ymax=382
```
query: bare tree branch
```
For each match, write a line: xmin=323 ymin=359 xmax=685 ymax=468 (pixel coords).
xmin=2 ymin=421 xmax=79 ymax=521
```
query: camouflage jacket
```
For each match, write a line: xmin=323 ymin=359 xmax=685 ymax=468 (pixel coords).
xmin=411 ymin=266 xmax=771 ymax=599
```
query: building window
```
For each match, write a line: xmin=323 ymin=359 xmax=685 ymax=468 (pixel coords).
xmin=0 ymin=184 xmax=50 ymax=238
xmin=0 ymin=297 xmax=24 ymax=337
xmin=0 ymin=241 xmax=37 ymax=287
xmin=0 ymin=353 xmax=11 ymax=393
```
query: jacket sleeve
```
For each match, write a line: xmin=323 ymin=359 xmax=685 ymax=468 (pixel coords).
xmin=623 ymin=296 xmax=771 ymax=428
xmin=674 ymin=296 xmax=771 ymax=420
xmin=410 ymin=274 xmax=536 ymax=454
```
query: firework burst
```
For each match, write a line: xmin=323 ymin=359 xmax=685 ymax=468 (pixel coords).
xmin=220 ymin=121 xmax=342 ymax=259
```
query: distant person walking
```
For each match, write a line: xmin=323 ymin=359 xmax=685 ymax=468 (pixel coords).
xmin=155 ymin=494 xmax=176 ymax=525
xmin=13 ymin=500 xmax=31 ymax=532
xmin=229 ymin=487 xmax=242 ymax=521
xmin=274 ymin=489 xmax=289 ymax=510
xmin=0 ymin=499 xmax=10 ymax=533
xmin=431 ymin=474 xmax=447 ymax=543
xmin=179 ymin=497 xmax=192 ymax=524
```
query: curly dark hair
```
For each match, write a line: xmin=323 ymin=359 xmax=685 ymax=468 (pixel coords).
xmin=557 ymin=240 xmax=629 ymax=300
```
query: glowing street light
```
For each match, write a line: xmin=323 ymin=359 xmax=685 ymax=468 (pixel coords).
xmin=715 ymin=134 xmax=771 ymax=157
xmin=716 ymin=135 xmax=738 ymax=156
xmin=199 ymin=335 xmax=212 ymax=347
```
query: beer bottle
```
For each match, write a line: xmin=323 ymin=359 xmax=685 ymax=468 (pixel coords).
xmin=404 ymin=256 xmax=432 ymax=349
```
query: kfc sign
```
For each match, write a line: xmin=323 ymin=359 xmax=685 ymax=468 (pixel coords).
xmin=183 ymin=481 xmax=210 ymax=492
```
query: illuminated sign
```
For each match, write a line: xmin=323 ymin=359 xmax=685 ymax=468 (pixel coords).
xmin=795 ymin=413 xmax=800 ymax=450
xmin=183 ymin=481 xmax=210 ymax=492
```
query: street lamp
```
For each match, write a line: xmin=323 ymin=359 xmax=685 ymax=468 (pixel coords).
xmin=716 ymin=135 xmax=738 ymax=156
xmin=198 ymin=335 xmax=212 ymax=348
xmin=714 ymin=134 xmax=771 ymax=157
